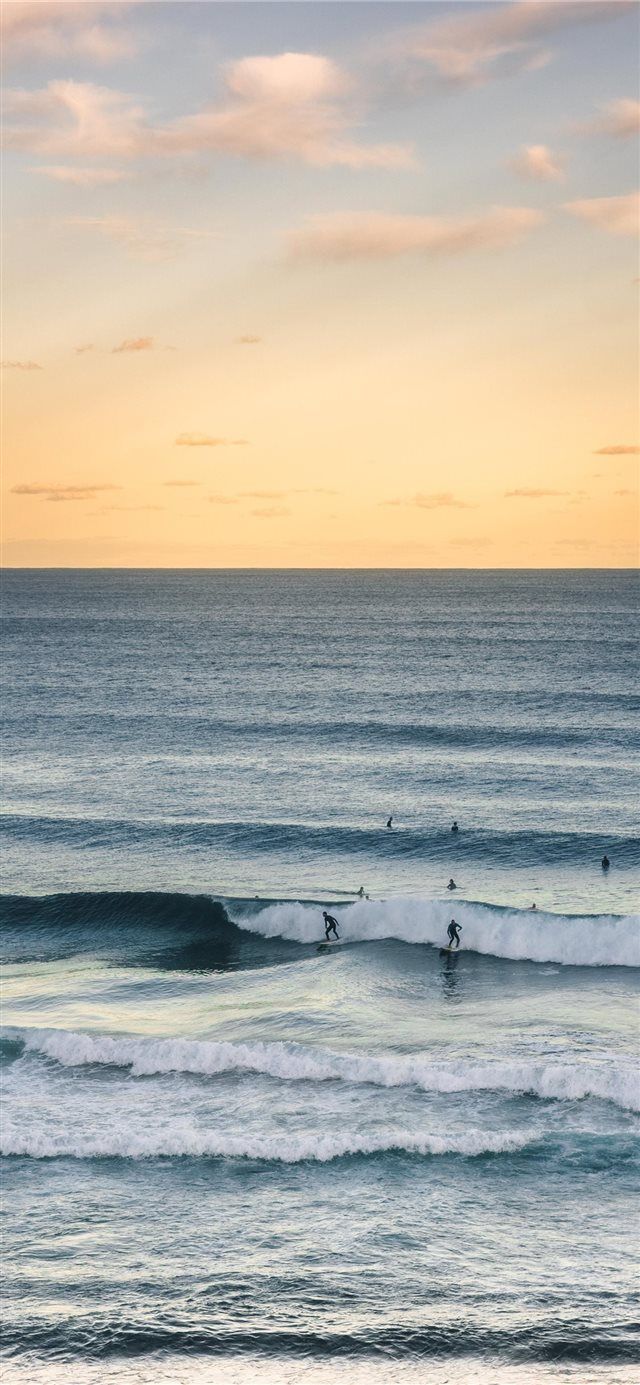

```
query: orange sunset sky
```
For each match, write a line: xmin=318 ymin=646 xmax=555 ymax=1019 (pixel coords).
xmin=2 ymin=0 xmax=639 ymax=567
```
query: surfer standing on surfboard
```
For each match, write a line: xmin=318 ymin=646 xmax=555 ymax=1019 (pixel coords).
xmin=447 ymin=919 xmax=462 ymax=949
xmin=322 ymin=911 xmax=340 ymax=941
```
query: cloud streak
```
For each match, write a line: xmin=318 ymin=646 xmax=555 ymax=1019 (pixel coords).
xmin=582 ymin=98 xmax=640 ymax=138
xmin=288 ymin=207 xmax=543 ymax=262
xmin=505 ymin=488 xmax=571 ymax=498
xmin=112 ymin=336 xmax=155 ymax=354
xmin=2 ymin=359 xmax=42 ymax=370
xmin=12 ymin=482 xmax=121 ymax=502
xmin=33 ymin=164 xmax=130 ymax=187
xmin=176 ymin=434 xmax=248 ymax=447
xmin=383 ymin=1 xmax=631 ymax=85
xmin=564 ymin=192 xmax=639 ymax=237
xmin=383 ymin=493 xmax=473 ymax=510
xmin=64 ymin=215 xmax=210 ymax=262
xmin=594 ymin=444 xmax=639 ymax=455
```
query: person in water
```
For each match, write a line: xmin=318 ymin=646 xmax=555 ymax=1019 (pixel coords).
xmin=451 ymin=821 xmax=459 ymax=833
xmin=530 ymin=902 xmax=537 ymax=911
xmin=386 ymin=816 xmax=393 ymax=830
xmin=356 ymin=886 xmax=365 ymax=898
xmin=322 ymin=911 xmax=340 ymax=941
xmin=602 ymin=855 xmax=610 ymax=870
xmin=447 ymin=919 xmax=462 ymax=949
xmin=447 ymin=878 xmax=457 ymax=891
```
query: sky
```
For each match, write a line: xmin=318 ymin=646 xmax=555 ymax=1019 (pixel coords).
xmin=2 ymin=0 xmax=639 ymax=568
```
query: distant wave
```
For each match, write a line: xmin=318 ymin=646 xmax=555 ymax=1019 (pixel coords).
xmin=11 ymin=1028 xmax=640 ymax=1111
xmin=2 ymin=811 xmax=638 ymax=868
xmin=1 ymin=890 xmax=638 ymax=968
xmin=1 ymin=1122 xmax=533 ymax=1162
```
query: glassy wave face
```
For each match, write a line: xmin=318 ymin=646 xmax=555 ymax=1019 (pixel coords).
xmin=1 ymin=571 xmax=639 ymax=1379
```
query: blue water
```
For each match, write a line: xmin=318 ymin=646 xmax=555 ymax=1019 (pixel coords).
xmin=1 ymin=569 xmax=638 ymax=1384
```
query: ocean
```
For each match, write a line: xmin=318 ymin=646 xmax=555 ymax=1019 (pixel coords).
xmin=1 ymin=568 xmax=638 ymax=1384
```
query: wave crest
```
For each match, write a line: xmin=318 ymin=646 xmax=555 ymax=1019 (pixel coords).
xmin=11 ymin=1029 xmax=640 ymax=1111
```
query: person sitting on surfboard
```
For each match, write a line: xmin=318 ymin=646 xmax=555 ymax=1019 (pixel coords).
xmin=322 ymin=911 xmax=340 ymax=941
xmin=447 ymin=919 xmax=462 ymax=949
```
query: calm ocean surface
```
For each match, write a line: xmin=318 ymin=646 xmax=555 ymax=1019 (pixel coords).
xmin=1 ymin=569 xmax=638 ymax=1384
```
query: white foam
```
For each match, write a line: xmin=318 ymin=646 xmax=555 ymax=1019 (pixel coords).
xmin=0 ymin=1122 xmax=532 ymax=1162
xmin=18 ymin=1029 xmax=640 ymax=1111
xmin=240 ymin=897 xmax=640 ymax=968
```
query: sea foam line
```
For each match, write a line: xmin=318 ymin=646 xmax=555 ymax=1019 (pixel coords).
xmin=0 ymin=1124 xmax=533 ymax=1163
xmin=13 ymin=1029 xmax=640 ymax=1112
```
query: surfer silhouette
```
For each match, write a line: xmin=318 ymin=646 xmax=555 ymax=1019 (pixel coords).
xmin=601 ymin=855 xmax=610 ymax=870
xmin=451 ymin=820 xmax=459 ymax=833
xmin=447 ymin=919 xmax=462 ymax=949
xmin=322 ymin=911 xmax=340 ymax=941
xmin=386 ymin=816 xmax=393 ymax=830
xmin=447 ymin=878 xmax=457 ymax=891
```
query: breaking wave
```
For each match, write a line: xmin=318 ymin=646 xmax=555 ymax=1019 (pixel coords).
xmin=1 ymin=890 xmax=637 ymax=967
xmin=11 ymin=1028 xmax=640 ymax=1112
xmin=240 ymin=896 xmax=640 ymax=968
xmin=1 ymin=1123 xmax=534 ymax=1163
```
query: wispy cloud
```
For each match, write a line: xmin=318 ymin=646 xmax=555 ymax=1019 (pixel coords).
xmin=93 ymin=504 xmax=163 ymax=513
xmin=112 ymin=337 xmax=154 ymax=354
xmin=75 ymin=344 xmax=94 ymax=355
xmin=64 ymin=215 xmax=210 ymax=262
xmin=176 ymin=434 xmax=248 ymax=447
xmin=1 ymin=2 xmax=136 ymax=66
xmin=208 ymin=495 xmax=240 ymax=505
xmin=382 ymin=493 xmax=473 ymax=510
xmin=594 ymin=444 xmax=639 ymax=455
xmin=1 ymin=359 xmax=42 ymax=371
xmin=4 ymin=55 xmax=414 ymax=171
xmin=505 ymin=487 xmax=570 ymax=498
xmin=163 ymin=480 xmax=200 ymax=488
xmin=236 ymin=335 xmax=262 ymax=345
xmin=241 ymin=490 xmax=287 ymax=500
xmin=251 ymin=506 xmax=291 ymax=518
xmin=288 ymin=207 xmax=543 ymax=263
xmin=511 ymin=144 xmax=564 ymax=181
xmin=564 ymin=192 xmax=639 ymax=237
xmin=12 ymin=482 xmax=121 ymax=502
xmin=582 ymin=98 xmax=640 ymax=138
xmin=33 ymin=165 xmax=130 ymax=187
xmin=381 ymin=1 xmax=629 ymax=85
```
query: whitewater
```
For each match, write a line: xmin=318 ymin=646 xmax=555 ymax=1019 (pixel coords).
xmin=235 ymin=895 xmax=640 ymax=967
xmin=2 ymin=570 xmax=639 ymax=1383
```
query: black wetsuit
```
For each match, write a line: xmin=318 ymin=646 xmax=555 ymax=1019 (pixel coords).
xmin=323 ymin=914 xmax=339 ymax=940
xmin=447 ymin=923 xmax=462 ymax=949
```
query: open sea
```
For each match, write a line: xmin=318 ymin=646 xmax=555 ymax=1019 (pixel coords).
xmin=1 ymin=568 xmax=638 ymax=1385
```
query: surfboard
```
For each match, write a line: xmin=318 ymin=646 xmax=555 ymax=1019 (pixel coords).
xmin=439 ymin=945 xmax=460 ymax=956
xmin=317 ymin=940 xmax=341 ymax=952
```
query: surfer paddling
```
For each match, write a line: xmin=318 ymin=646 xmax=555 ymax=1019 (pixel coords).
xmin=322 ymin=911 xmax=340 ymax=942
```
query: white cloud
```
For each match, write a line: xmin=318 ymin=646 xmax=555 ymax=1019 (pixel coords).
xmin=511 ymin=144 xmax=564 ymax=181
xmin=1 ymin=2 xmax=136 ymax=65
xmin=564 ymin=192 xmax=639 ymax=237
xmin=288 ymin=207 xmax=543 ymax=262
xmin=384 ymin=1 xmax=631 ymax=84
xmin=584 ymin=98 xmax=640 ymax=138
xmin=4 ymin=55 xmax=414 ymax=171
